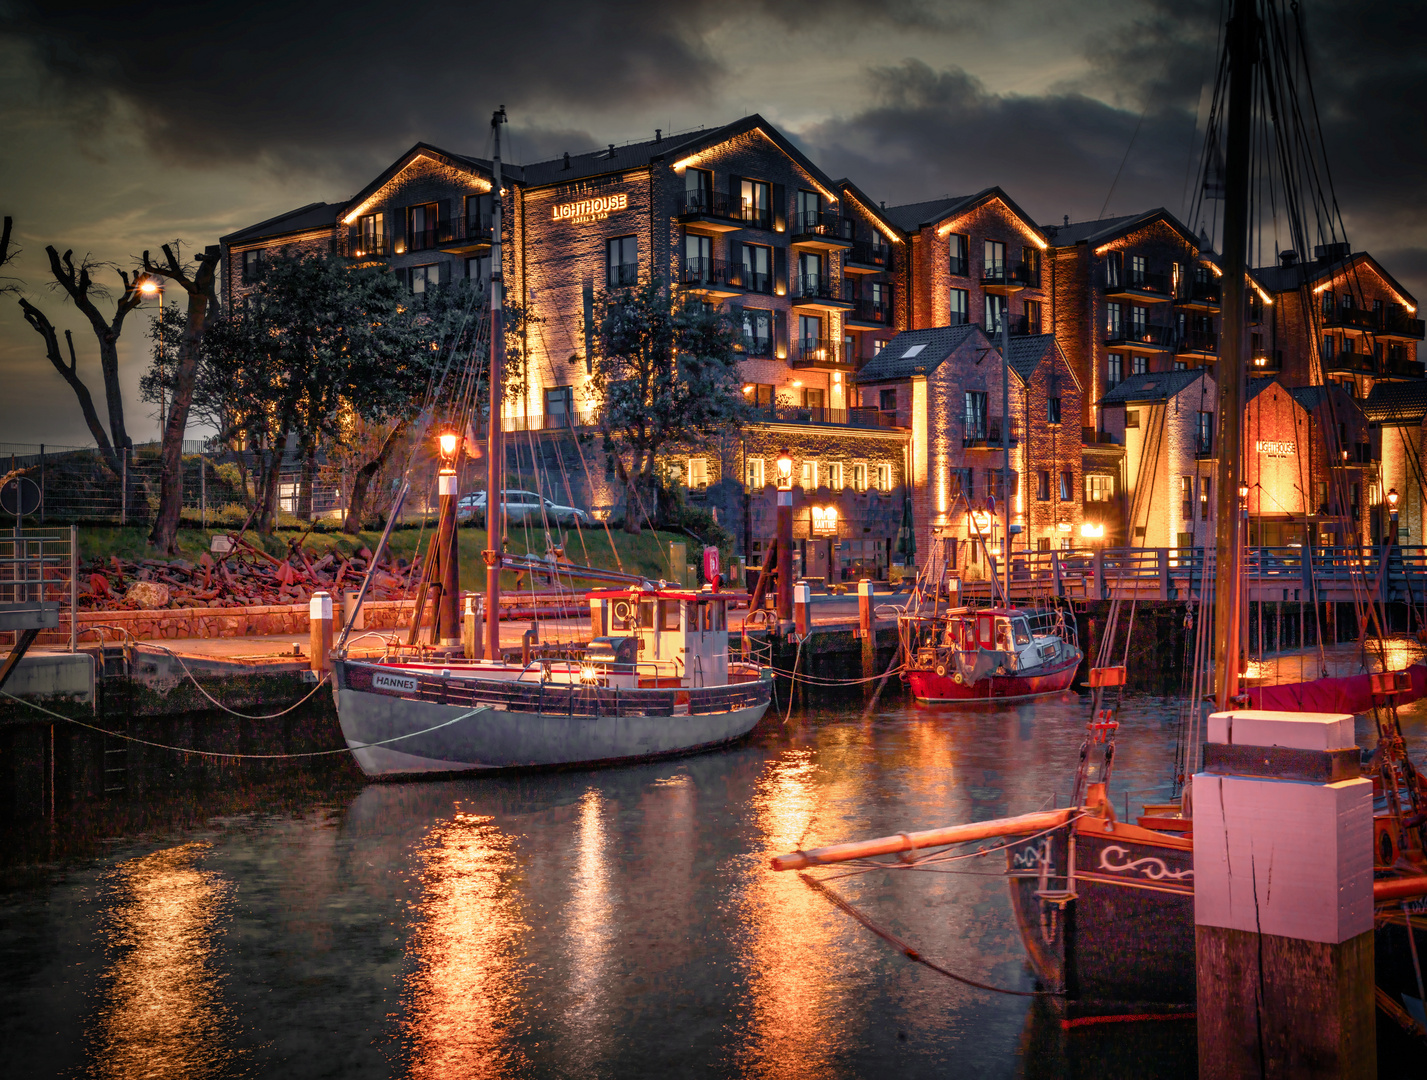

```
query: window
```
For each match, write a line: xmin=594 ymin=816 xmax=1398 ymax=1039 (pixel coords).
xmin=749 ymin=383 xmax=774 ymax=408
xmin=1200 ymin=476 xmax=1212 ymax=520
xmin=1087 ymin=474 xmax=1113 ymax=502
xmin=741 ymin=243 xmax=771 ymax=293
xmin=355 ymin=214 xmax=383 ymax=256
xmin=1181 ymin=476 xmax=1193 ymax=519
xmin=241 ymin=248 xmax=265 ymax=283
xmin=746 ymin=457 xmax=766 ymax=491
xmin=800 ymin=460 xmax=818 ymax=491
xmin=464 ymin=194 xmax=491 ymax=237
xmin=1023 ymin=298 xmax=1042 ymax=334
xmin=466 ymin=255 xmax=491 ymax=293
xmin=1131 ymin=305 xmax=1147 ymax=336
xmin=872 ymin=338 xmax=888 ymax=354
xmin=875 ymin=463 xmax=893 ymax=492
xmin=1105 ymin=251 xmax=1122 ymax=288
xmin=1047 ymin=396 xmax=1061 ymax=425
xmin=685 ymin=232 xmax=713 ymax=282
xmin=1059 ymin=470 xmax=1073 ymax=501
xmin=803 ymin=387 xmax=825 ymax=409
xmin=985 ymin=294 xmax=1007 ymax=334
xmin=1037 ymin=470 xmax=1051 ymax=501
xmin=409 ymin=202 xmax=439 ymax=251
xmin=1107 ymin=353 xmax=1123 ymax=388
xmin=410 ymin=264 xmax=441 ymax=293
xmin=852 ymin=463 xmax=868 ymax=492
xmin=1322 ymin=334 xmax=1336 ymax=360
xmin=984 ymin=240 xmax=1006 ymax=278
xmin=607 ymin=235 xmax=637 ymax=287
xmin=659 ymin=600 xmax=681 ymax=632
xmin=1197 ymin=411 xmax=1213 ymax=455
xmin=798 ymin=313 xmax=823 ymax=360
xmin=1126 ymin=409 xmax=1140 ymax=429
xmin=742 ymin=308 xmax=772 ymax=356
xmin=687 ymin=457 xmax=709 ymax=489
xmin=1106 ymin=301 xmax=1123 ymax=338
xmin=988 ymin=469 xmax=1018 ymax=503
xmin=740 ymin=179 xmax=770 ymax=229
xmin=684 ymin=167 xmax=713 ymax=210
xmin=1131 ymin=355 xmax=1147 ymax=376
xmin=879 ymin=389 xmax=897 ymax=412
xmin=796 ymin=251 xmax=822 ymax=296
xmin=828 ymin=462 xmax=844 ymax=491
xmin=1320 ymin=291 xmax=1335 ymax=317
xmin=948 ymin=233 xmax=969 ymax=276
xmin=795 ymin=190 xmax=820 ymax=231
xmin=1130 ymin=254 xmax=1147 ymax=287
xmin=544 ymin=385 xmax=574 ymax=426
xmin=965 ymin=391 xmax=988 ymax=439
xmin=1173 ymin=360 xmax=1187 ymax=371
xmin=949 ymin=288 xmax=969 ymax=325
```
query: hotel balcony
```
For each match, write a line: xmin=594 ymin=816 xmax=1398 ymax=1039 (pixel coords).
xmin=962 ymin=425 xmax=1019 ymax=450
xmin=1105 ymin=269 xmax=1172 ymax=302
xmin=438 ymin=216 xmax=494 ymax=255
xmin=844 ymin=241 xmax=895 ymax=273
xmin=349 ymin=233 xmax=387 ymax=258
xmin=1322 ymin=307 xmax=1426 ymax=341
xmin=679 ymin=257 xmax=742 ymax=298
xmin=675 ymin=190 xmax=746 ymax=232
xmin=1193 ymin=435 xmax=1214 ymax=460
xmin=981 ymin=263 xmax=1039 ymax=293
xmin=789 ymin=210 xmax=854 ymax=250
xmin=750 ymin=404 xmax=902 ymax=430
xmin=1385 ymin=311 xmax=1427 ymax=341
xmin=1379 ymin=354 xmax=1426 ymax=379
xmin=1321 ymin=350 xmax=1374 ymax=374
xmin=1105 ymin=323 xmax=1176 ymax=353
xmin=1175 ymin=281 xmax=1221 ymax=312
xmin=1176 ymin=328 xmax=1218 ymax=358
xmin=789 ymin=274 xmax=854 ymax=312
xmin=846 ymin=295 xmax=893 ymax=328
xmin=791 ymin=336 xmax=855 ymax=370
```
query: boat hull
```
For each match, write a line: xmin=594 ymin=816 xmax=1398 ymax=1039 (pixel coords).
xmin=909 ymin=653 xmax=1081 ymax=703
xmin=334 ymin=660 xmax=771 ymax=778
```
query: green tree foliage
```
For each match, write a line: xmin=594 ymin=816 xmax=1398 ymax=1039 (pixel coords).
xmin=591 ymin=280 xmax=748 ymax=533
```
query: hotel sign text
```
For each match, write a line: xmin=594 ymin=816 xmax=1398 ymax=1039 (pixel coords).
xmin=1255 ymin=439 xmax=1295 ymax=457
xmin=552 ymin=192 xmax=629 ymax=224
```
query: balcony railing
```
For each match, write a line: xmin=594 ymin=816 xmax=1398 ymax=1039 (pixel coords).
xmin=409 ymin=227 xmax=440 ymax=253
xmin=792 ymin=337 xmax=846 ymax=367
xmin=790 ymin=274 xmax=852 ymax=305
xmin=740 ymin=267 xmax=771 ymax=294
xmin=680 ymin=257 xmax=738 ymax=289
xmin=1381 ymin=356 xmax=1426 ymax=378
xmin=749 ymin=404 xmax=901 ymax=429
xmin=1177 ymin=329 xmax=1218 ymax=354
xmin=676 ymin=189 xmax=743 ymax=224
xmin=1177 ymin=281 xmax=1221 ymax=306
xmin=1321 ymin=351 xmax=1373 ymax=373
xmin=1106 ymin=269 xmax=1170 ymax=297
xmin=741 ymin=335 xmax=773 ymax=358
xmin=1386 ymin=311 xmax=1427 ymax=340
xmin=350 ymin=233 xmax=387 ymax=257
xmin=607 ymin=263 xmax=639 ymax=288
xmin=1322 ymin=306 xmax=1426 ymax=340
xmin=850 ymin=297 xmax=892 ymax=324
xmin=847 ymin=241 xmax=894 ymax=270
xmin=1194 ymin=435 xmax=1214 ymax=459
xmin=981 ymin=262 xmax=1040 ymax=289
xmin=501 ymin=411 xmax=599 ymax=433
xmin=1105 ymin=323 xmax=1176 ymax=349
xmin=790 ymin=210 xmax=852 ymax=243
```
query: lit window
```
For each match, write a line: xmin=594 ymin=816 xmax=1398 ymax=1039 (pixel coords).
xmin=853 ymin=463 xmax=868 ymax=492
xmin=800 ymin=460 xmax=818 ymax=491
xmin=827 ymin=462 xmax=844 ymax=491
xmin=875 ymin=463 xmax=893 ymax=492
xmin=687 ymin=457 xmax=709 ymax=489
xmin=745 ymin=457 xmax=766 ymax=491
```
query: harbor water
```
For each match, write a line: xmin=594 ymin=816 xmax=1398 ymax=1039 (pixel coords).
xmin=4 ymin=663 xmax=1425 ymax=1078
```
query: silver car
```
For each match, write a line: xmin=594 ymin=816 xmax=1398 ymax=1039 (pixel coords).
xmin=458 ymin=489 xmax=590 ymax=527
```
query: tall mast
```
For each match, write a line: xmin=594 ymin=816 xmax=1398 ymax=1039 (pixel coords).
xmin=1001 ymin=306 xmax=1012 ymax=607
xmin=484 ymin=107 xmax=507 ymax=662
xmin=1212 ymin=1 xmax=1258 ymax=709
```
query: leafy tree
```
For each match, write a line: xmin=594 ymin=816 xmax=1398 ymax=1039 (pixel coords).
xmin=591 ymin=280 xmax=748 ymax=534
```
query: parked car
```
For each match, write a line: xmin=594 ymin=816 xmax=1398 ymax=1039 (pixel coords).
xmin=457 ymin=489 xmax=590 ymax=527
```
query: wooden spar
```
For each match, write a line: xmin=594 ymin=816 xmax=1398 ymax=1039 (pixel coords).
xmin=1372 ymin=875 xmax=1427 ymax=903
xmin=769 ymin=808 xmax=1073 ymax=871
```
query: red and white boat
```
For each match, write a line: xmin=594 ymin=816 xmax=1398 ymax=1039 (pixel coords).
xmin=901 ymin=605 xmax=1082 ymax=703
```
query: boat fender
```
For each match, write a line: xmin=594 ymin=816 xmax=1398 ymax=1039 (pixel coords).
xmin=953 ymin=672 xmax=964 ymax=684
xmin=935 ymin=663 xmax=947 ymax=677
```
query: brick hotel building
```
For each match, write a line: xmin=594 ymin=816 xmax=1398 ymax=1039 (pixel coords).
xmin=221 ymin=114 xmax=1424 ymax=579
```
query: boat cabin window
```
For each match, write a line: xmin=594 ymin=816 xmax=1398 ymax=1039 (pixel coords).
xmin=995 ymin=619 xmax=1013 ymax=650
xmin=659 ymin=600 xmax=681 ymax=632
xmin=639 ymin=600 xmax=655 ymax=629
xmin=1013 ymin=618 xmax=1032 ymax=646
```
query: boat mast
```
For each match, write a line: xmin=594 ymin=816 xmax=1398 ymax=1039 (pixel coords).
xmin=484 ymin=107 xmax=507 ymax=662
xmin=1001 ymin=307 xmax=1012 ymax=607
xmin=1212 ymin=0 xmax=1258 ymax=710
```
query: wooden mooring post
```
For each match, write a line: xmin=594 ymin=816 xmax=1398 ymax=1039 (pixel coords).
xmin=309 ymin=591 xmax=332 ymax=674
xmin=1193 ymin=710 xmax=1375 ymax=1079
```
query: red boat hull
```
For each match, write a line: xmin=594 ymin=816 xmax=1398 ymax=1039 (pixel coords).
xmin=1243 ymin=663 xmax=1427 ymax=714
xmin=908 ymin=655 xmax=1081 ymax=703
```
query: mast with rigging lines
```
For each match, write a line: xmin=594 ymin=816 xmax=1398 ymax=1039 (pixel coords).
xmin=484 ymin=107 xmax=507 ymax=662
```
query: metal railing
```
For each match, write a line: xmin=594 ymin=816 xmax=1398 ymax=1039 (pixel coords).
xmin=1178 ymin=281 xmax=1221 ymax=306
xmin=850 ymin=297 xmax=892 ymax=324
xmin=981 ymin=263 xmax=1040 ymax=289
xmin=0 ymin=527 xmax=77 ymax=650
xmin=847 ymin=241 xmax=894 ymax=269
xmin=748 ymin=404 xmax=901 ymax=429
xmin=1105 ymin=323 xmax=1176 ymax=349
xmin=792 ymin=337 xmax=845 ymax=367
xmin=677 ymin=190 xmax=744 ymax=225
xmin=680 ymin=257 xmax=736 ymax=289
xmin=790 ymin=274 xmax=851 ymax=304
xmin=789 ymin=209 xmax=850 ymax=242
xmin=1177 ymin=329 xmax=1218 ymax=354
xmin=1106 ymin=269 xmax=1170 ymax=296
xmin=607 ymin=263 xmax=639 ymax=288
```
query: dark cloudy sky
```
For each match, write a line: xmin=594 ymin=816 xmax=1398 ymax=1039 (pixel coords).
xmin=2 ymin=0 xmax=1423 ymax=446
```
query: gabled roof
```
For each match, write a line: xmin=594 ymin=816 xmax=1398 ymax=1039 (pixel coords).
xmin=338 ymin=143 xmax=497 ymax=224
xmin=1247 ymin=375 xmax=1281 ymax=404
xmin=221 ymin=201 xmax=344 ymax=246
xmin=834 ymin=178 xmax=906 ymax=241
xmin=880 ymin=187 xmax=1049 ymax=245
xmin=999 ymin=334 xmax=1081 ymax=392
xmin=854 ymin=324 xmax=984 ymax=382
xmin=1362 ymin=380 xmax=1427 ymax=424
xmin=1251 ymin=252 xmax=1418 ymax=307
xmin=1097 ymin=368 xmax=1212 ymax=406
xmin=1044 ymin=207 xmax=1200 ymax=252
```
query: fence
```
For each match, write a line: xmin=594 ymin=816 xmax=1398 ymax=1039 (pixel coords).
xmin=0 ymin=526 xmax=77 ymax=649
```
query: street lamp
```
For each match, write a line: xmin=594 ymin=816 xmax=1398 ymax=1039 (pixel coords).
xmin=439 ymin=431 xmax=458 ymax=461
xmin=140 ymin=276 xmax=165 ymax=436
xmin=1388 ymin=487 xmax=1400 ymax=546
xmin=776 ymin=449 xmax=793 ymax=489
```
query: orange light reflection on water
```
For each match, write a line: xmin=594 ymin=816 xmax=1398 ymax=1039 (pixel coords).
xmin=561 ymin=788 xmax=613 ymax=1048
xmin=402 ymin=810 xmax=529 ymax=1078
xmin=88 ymin=842 xmax=239 ymax=1080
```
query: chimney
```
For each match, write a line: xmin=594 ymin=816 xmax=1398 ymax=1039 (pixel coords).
xmin=655 ymin=129 xmax=661 ymax=142
xmin=1063 ymin=214 xmax=1070 ymax=227
xmin=608 ymin=143 xmax=616 ymax=158
xmin=562 ymin=152 xmax=570 ymax=170
xmin=1279 ymin=249 xmax=1298 ymax=267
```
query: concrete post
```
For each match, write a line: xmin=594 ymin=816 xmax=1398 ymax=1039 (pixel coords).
xmin=1193 ymin=709 xmax=1375 ymax=1079
xmin=309 ymin=591 xmax=333 ymax=673
xmin=794 ymin=580 xmax=810 ymax=639
xmin=463 ymin=594 xmax=477 ymax=659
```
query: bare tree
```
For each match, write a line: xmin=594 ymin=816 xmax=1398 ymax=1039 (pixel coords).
xmin=18 ymin=247 xmax=145 ymax=478
xmin=141 ymin=244 xmax=220 ymax=553
xmin=0 ymin=216 xmax=18 ymax=292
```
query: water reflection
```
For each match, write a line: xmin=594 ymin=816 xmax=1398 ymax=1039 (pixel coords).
xmin=87 ymin=842 xmax=239 ymax=1080
xmin=559 ymin=788 xmax=613 ymax=1055
xmin=402 ymin=810 xmax=530 ymax=1077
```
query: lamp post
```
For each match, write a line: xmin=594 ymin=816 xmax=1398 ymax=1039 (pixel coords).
xmin=1388 ymin=487 xmax=1399 ymax=547
xmin=1239 ymin=480 xmax=1250 ymax=675
xmin=140 ymin=277 xmax=164 ymax=439
xmin=437 ymin=431 xmax=461 ymax=650
xmin=776 ymin=449 xmax=794 ymax=633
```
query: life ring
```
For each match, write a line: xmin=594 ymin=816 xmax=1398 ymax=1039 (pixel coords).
xmin=953 ymin=672 xmax=964 ymax=684
xmin=935 ymin=663 xmax=947 ymax=677
xmin=613 ymin=600 xmax=632 ymax=622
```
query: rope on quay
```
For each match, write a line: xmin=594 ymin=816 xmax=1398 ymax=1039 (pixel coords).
xmin=767 ymin=664 xmax=905 ymax=686
xmin=0 ymin=689 xmax=490 ymax=761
